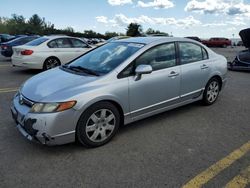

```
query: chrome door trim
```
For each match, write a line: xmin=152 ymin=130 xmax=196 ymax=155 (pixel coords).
xmin=125 ymin=96 xmax=180 ymax=116
xmin=180 ymin=88 xmax=204 ymax=98
xmin=125 ymin=88 xmax=204 ymax=117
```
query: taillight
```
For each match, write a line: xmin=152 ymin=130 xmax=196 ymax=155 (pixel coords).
xmin=21 ymin=50 xmax=33 ymax=55
xmin=1 ymin=45 xmax=8 ymax=50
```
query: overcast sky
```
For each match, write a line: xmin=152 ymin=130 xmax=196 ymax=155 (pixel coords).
xmin=1 ymin=0 xmax=250 ymax=38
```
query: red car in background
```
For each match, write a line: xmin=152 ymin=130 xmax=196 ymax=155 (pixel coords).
xmin=202 ymin=37 xmax=231 ymax=48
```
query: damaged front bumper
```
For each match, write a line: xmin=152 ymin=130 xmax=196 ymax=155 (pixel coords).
xmin=10 ymin=93 xmax=78 ymax=146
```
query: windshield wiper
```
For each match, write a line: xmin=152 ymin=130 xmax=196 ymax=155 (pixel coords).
xmin=67 ymin=65 xmax=100 ymax=76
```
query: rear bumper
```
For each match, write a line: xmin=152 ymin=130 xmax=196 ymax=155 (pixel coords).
xmin=228 ymin=61 xmax=250 ymax=71
xmin=11 ymin=56 xmax=43 ymax=69
xmin=1 ymin=50 xmax=12 ymax=57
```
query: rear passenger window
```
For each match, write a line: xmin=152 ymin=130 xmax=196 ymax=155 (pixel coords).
xmin=47 ymin=40 xmax=58 ymax=48
xmin=202 ymin=47 xmax=208 ymax=60
xmin=70 ymin=39 xmax=87 ymax=48
xmin=179 ymin=42 xmax=203 ymax=64
xmin=55 ymin=38 xmax=72 ymax=48
xmin=135 ymin=43 xmax=176 ymax=71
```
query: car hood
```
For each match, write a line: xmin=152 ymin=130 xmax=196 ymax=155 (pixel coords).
xmin=239 ymin=28 xmax=250 ymax=48
xmin=21 ymin=68 xmax=100 ymax=102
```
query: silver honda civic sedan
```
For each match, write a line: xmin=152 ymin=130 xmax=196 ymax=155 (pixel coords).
xmin=11 ymin=37 xmax=227 ymax=147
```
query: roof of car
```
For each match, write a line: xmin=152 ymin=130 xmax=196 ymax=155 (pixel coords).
xmin=42 ymin=35 xmax=67 ymax=39
xmin=3 ymin=36 xmax=29 ymax=44
xmin=115 ymin=37 xmax=193 ymax=45
xmin=42 ymin=35 xmax=81 ymax=40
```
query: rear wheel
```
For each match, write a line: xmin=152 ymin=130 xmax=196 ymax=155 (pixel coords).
xmin=43 ymin=57 xmax=60 ymax=70
xmin=76 ymin=102 xmax=121 ymax=147
xmin=203 ymin=78 xmax=220 ymax=105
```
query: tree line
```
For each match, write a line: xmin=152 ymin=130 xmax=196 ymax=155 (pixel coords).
xmin=0 ymin=14 xmax=170 ymax=39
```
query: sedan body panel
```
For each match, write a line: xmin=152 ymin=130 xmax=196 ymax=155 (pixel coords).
xmin=180 ymin=60 xmax=210 ymax=98
xmin=128 ymin=66 xmax=181 ymax=118
xmin=11 ymin=36 xmax=91 ymax=69
xmin=10 ymin=37 xmax=227 ymax=145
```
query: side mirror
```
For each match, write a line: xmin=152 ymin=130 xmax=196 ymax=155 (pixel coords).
xmin=134 ymin=64 xmax=152 ymax=80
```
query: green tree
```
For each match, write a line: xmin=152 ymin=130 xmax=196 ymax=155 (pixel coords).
xmin=27 ymin=14 xmax=45 ymax=34
xmin=28 ymin=14 xmax=44 ymax=27
xmin=145 ymin=28 xmax=169 ymax=36
xmin=104 ymin=31 xmax=119 ymax=39
xmin=126 ymin=23 xmax=143 ymax=37
xmin=0 ymin=17 xmax=9 ymax=33
xmin=5 ymin=14 xmax=27 ymax=34
xmin=64 ymin=27 xmax=74 ymax=33
xmin=82 ymin=30 xmax=105 ymax=39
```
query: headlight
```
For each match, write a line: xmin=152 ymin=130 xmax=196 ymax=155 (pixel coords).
xmin=30 ymin=101 xmax=76 ymax=113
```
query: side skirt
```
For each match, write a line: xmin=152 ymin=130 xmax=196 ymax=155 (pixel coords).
xmin=124 ymin=94 xmax=203 ymax=125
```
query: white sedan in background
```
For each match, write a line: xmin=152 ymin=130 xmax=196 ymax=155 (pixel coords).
xmin=12 ymin=36 xmax=92 ymax=70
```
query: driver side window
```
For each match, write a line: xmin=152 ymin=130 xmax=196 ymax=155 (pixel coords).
xmin=118 ymin=42 xmax=176 ymax=78
xmin=135 ymin=42 xmax=176 ymax=71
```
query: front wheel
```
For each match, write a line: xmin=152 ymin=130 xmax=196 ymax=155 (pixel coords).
xmin=202 ymin=78 xmax=220 ymax=105
xmin=76 ymin=102 xmax=121 ymax=147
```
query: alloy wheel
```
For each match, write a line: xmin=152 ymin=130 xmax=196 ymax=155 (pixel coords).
xmin=85 ymin=109 xmax=116 ymax=142
xmin=206 ymin=81 xmax=219 ymax=103
xmin=46 ymin=58 xmax=59 ymax=70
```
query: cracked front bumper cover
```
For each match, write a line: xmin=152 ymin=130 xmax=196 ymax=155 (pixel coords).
xmin=11 ymin=106 xmax=54 ymax=145
xmin=10 ymin=93 xmax=77 ymax=146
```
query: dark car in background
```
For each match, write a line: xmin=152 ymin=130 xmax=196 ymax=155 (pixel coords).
xmin=228 ymin=28 xmax=250 ymax=71
xmin=1 ymin=36 xmax=39 ymax=57
xmin=237 ymin=41 xmax=243 ymax=46
xmin=185 ymin=36 xmax=202 ymax=43
xmin=202 ymin=37 xmax=231 ymax=48
xmin=0 ymin=34 xmax=15 ymax=43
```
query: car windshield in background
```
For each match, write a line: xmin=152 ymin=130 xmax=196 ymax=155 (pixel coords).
xmin=26 ymin=37 xmax=48 ymax=46
xmin=65 ymin=42 xmax=144 ymax=75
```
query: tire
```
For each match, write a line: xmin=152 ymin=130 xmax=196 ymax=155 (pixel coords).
xmin=202 ymin=78 xmax=220 ymax=105
xmin=76 ymin=101 xmax=121 ymax=147
xmin=43 ymin=57 xmax=61 ymax=70
xmin=222 ymin=44 xmax=227 ymax=48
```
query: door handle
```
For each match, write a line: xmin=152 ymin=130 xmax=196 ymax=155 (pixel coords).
xmin=168 ymin=71 xmax=179 ymax=78
xmin=201 ymin=64 xmax=209 ymax=69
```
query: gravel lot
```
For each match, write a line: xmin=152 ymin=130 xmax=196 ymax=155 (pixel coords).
xmin=0 ymin=47 xmax=249 ymax=188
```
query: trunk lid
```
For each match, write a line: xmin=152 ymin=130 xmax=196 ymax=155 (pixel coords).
xmin=12 ymin=45 xmax=34 ymax=57
xmin=239 ymin=28 xmax=250 ymax=48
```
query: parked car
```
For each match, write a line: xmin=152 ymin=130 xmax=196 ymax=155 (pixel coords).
xmin=106 ymin=36 xmax=130 ymax=43
xmin=14 ymin=35 xmax=28 ymax=38
xmin=0 ymin=34 xmax=15 ymax=43
xmin=80 ymin=37 xmax=90 ymax=44
xmin=237 ymin=40 xmax=243 ymax=46
xmin=11 ymin=37 xmax=227 ymax=147
xmin=12 ymin=36 xmax=92 ymax=70
xmin=185 ymin=36 xmax=202 ymax=43
xmin=1 ymin=36 xmax=39 ymax=57
xmin=228 ymin=28 xmax=250 ymax=70
xmin=202 ymin=38 xmax=231 ymax=48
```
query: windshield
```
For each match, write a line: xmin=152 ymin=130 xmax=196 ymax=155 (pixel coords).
xmin=66 ymin=42 xmax=144 ymax=75
xmin=26 ymin=37 xmax=48 ymax=46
